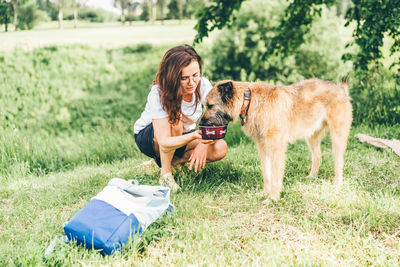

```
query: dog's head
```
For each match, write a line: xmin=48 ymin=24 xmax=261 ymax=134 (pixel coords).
xmin=200 ymin=80 xmax=239 ymax=126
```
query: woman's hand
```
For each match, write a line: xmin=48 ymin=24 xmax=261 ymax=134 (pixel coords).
xmin=191 ymin=130 xmax=217 ymax=144
xmin=189 ymin=143 xmax=209 ymax=172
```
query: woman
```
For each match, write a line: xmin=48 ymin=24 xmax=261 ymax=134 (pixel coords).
xmin=134 ymin=45 xmax=227 ymax=192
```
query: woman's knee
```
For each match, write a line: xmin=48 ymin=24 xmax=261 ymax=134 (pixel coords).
xmin=211 ymin=140 xmax=227 ymax=160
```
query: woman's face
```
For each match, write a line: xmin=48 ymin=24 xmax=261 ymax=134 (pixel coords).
xmin=180 ymin=60 xmax=200 ymax=96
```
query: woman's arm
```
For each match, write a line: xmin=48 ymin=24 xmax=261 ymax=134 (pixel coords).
xmin=152 ymin=117 xmax=201 ymax=153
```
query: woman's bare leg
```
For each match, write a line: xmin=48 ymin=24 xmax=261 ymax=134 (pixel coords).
xmin=153 ymin=120 xmax=183 ymax=175
xmin=153 ymin=121 xmax=183 ymax=192
xmin=172 ymin=139 xmax=227 ymax=165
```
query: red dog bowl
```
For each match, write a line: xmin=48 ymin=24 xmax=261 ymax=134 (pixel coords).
xmin=199 ymin=125 xmax=228 ymax=140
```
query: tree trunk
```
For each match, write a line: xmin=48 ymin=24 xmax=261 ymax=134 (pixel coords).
xmin=73 ymin=7 xmax=78 ymax=28
xmin=177 ymin=0 xmax=182 ymax=22
xmin=3 ymin=3 xmax=9 ymax=32
xmin=58 ymin=7 xmax=63 ymax=29
xmin=151 ymin=0 xmax=156 ymax=23
xmin=12 ymin=1 xmax=17 ymax=31
xmin=160 ymin=5 xmax=164 ymax=25
xmin=121 ymin=10 xmax=125 ymax=24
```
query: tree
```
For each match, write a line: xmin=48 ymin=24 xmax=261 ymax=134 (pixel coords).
xmin=0 ymin=0 xmax=12 ymax=32
xmin=50 ymin=0 xmax=70 ymax=29
xmin=9 ymin=0 xmax=25 ymax=30
xmin=114 ymin=0 xmax=128 ymax=24
xmin=71 ymin=0 xmax=87 ymax=28
xmin=335 ymin=0 xmax=351 ymax=17
xmin=36 ymin=0 xmax=58 ymax=20
xmin=157 ymin=0 xmax=166 ymax=24
xmin=182 ymin=0 xmax=204 ymax=19
xmin=140 ymin=0 xmax=150 ymax=21
xmin=167 ymin=0 xmax=180 ymax=20
xmin=17 ymin=1 xmax=42 ymax=30
xmin=127 ymin=0 xmax=139 ymax=25
xmin=194 ymin=0 xmax=400 ymax=70
xmin=344 ymin=0 xmax=400 ymax=70
xmin=149 ymin=0 xmax=156 ymax=23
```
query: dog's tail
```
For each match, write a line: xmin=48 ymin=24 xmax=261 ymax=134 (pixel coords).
xmin=338 ymin=75 xmax=349 ymax=96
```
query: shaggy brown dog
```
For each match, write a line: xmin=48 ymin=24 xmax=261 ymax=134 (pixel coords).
xmin=200 ymin=79 xmax=352 ymax=201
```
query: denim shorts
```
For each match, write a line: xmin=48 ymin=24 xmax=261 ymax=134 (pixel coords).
xmin=134 ymin=123 xmax=192 ymax=168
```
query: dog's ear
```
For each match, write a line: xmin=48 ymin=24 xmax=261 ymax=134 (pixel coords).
xmin=218 ymin=81 xmax=234 ymax=104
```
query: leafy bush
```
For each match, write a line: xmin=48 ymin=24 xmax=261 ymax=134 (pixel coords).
xmin=202 ymin=0 xmax=351 ymax=84
xmin=351 ymin=67 xmax=400 ymax=126
xmin=78 ymin=8 xmax=112 ymax=22
xmin=64 ymin=8 xmax=117 ymax=22
xmin=17 ymin=2 xmax=49 ymax=30
xmin=123 ymin=43 xmax=153 ymax=54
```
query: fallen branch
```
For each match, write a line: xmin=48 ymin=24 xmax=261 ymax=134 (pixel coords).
xmin=356 ymin=134 xmax=400 ymax=157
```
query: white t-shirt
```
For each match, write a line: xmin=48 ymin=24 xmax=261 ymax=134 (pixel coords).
xmin=134 ymin=77 xmax=213 ymax=134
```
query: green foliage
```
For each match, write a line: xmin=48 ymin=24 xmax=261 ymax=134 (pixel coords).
xmin=0 ymin=26 xmax=399 ymax=266
xmin=202 ymin=0 xmax=349 ymax=83
xmin=166 ymin=0 xmax=180 ymax=19
xmin=335 ymin=0 xmax=352 ymax=17
xmin=344 ymin=0 xmax=400 ymax=71
xmin=194 ymin=0 xmax=400 ymax=71
xmin=194 ymin=0 xmax=245 ymax=43
xmin=182 ymin=0 xmax=204 ymax=19
xmin=1 ymin=125 xmax=400 ymax=265
xmin=0 ymin=44 xmax=166 ymax=178
xmin=0 ymin=0 xmax=12 ymax=31
xmin=198 ymin=0 xmax=398 ymax=126
xmin=16 ymin=1 xmax=46 ymax=30
xmin=140 ymin=1 xmax=150 ymax=21
xmin=269 ymin=0 xmax=336 ymax=58
xmin=36 ymin=0 xmax=58 ymax=20
xmin=350 ymin=67 xmax=400 ymax=126
xmin=64 ymin=8 xmax=113 ymax=23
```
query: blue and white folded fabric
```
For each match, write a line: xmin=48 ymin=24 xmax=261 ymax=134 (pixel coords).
xmin=63 ymin=178 xmax=174 ymax=255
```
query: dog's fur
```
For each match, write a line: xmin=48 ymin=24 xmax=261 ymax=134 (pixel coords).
xmin=200 ymin=79 xmax=352 ymax=200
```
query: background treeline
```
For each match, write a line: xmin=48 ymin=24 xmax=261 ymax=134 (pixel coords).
xmin=0 ymin=0 xmax=206 ymax=31
xmin=198 ymin=0 xmax=400 ymax=126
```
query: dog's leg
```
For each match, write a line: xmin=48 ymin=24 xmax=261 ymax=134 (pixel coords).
xmin=327 ymin=105 xmax=352 ymax=186
xmin=266 ymin=136 xmax=288 ymax=200
xmin=306 ymin=125 xmax=327 ymax=177
xmin=255 ymin=139 xmax=272 ymax=198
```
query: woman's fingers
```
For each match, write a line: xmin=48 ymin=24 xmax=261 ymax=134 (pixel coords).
xmin=200 ymin=139 xmax=216 ymax=144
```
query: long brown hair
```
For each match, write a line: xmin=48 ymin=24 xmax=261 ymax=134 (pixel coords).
xmin=155 ymin=44 xmax=202 ymax=125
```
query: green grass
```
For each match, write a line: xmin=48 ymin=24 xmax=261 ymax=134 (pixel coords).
xmin=0 ymin=44 xmax=166 ymax=179
xmin=0 ymin=20 xmax=197 ymax=51
xmin=0 ymin=124 xmax=399 ymax=265
xmin=0 ymin=39 xmax=399 ymax=265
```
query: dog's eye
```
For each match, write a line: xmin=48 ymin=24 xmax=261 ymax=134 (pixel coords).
xmin=207 ymin=104 xmax=214 ymax=109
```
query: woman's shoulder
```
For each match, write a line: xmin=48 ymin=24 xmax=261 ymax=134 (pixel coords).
xmin=146 ymin=84 xmax=162 ymax=105
xmin=200 ymin=77 xmax=212 ymax=90
xmin=150 ymin=83 xmax=160 ymax=92
xmin=149 ymin=84 xmax=161 ymax=97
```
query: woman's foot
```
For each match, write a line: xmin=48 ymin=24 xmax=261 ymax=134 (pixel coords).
xmin=159 ymin=172 xmax=181 ymax=193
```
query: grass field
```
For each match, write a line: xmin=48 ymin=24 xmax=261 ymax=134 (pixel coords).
xmin=0 ymin=124 xmax=399 ymax=265
xmin=0 ymin=20 xmax=198 ymax=51
xmin=0 ymin=21 xmax=399 ymax=265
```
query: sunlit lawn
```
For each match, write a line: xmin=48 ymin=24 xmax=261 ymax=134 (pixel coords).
xmin=0 ymin=20 xmax=197 ymax=51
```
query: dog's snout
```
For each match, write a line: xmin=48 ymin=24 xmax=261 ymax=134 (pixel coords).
xmin=199 ymin=117 xmax=211 ymax=126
